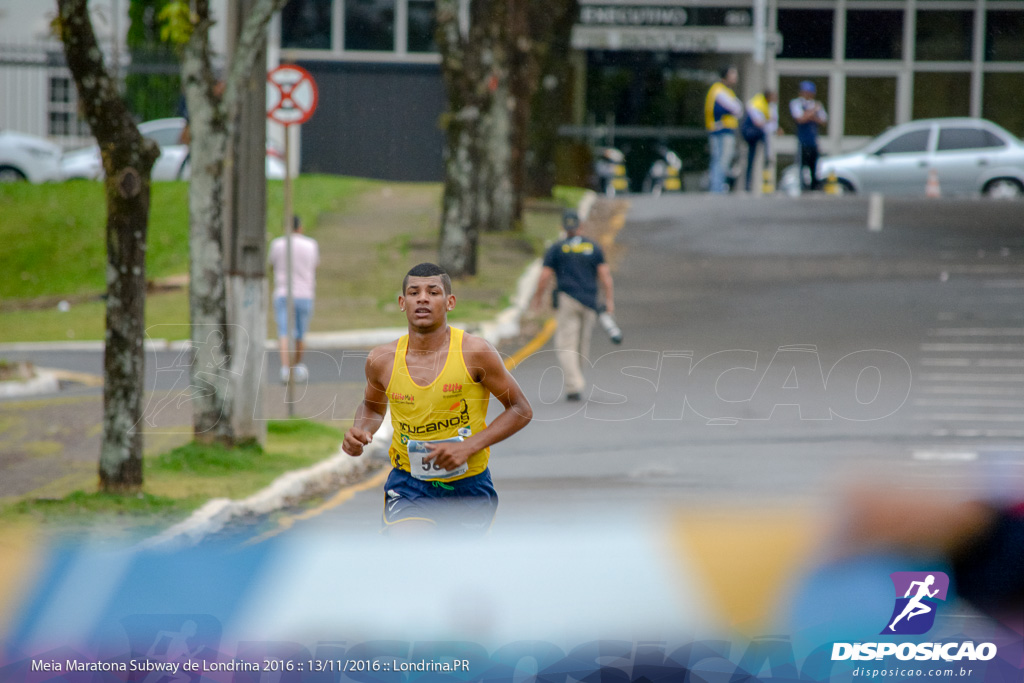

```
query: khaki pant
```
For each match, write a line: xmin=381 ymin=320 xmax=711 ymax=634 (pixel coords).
xmin=554 ymin=292 xmax=597 ymax=395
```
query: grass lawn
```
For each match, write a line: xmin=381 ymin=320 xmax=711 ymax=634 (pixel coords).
xmin=0 ymin=419 xmax=348 ymax=539
xmin=0 ymin=178 xmax=581 ymax=342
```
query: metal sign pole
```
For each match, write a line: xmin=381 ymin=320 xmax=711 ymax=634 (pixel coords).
xmin=283 ymin=125 xmax=295 ymax=415
xmin=267 ymin=64 xmax=317 ymax=417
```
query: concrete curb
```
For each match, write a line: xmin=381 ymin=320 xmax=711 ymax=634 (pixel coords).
xmin=140 ymin=417 xmax=394 ymax=551
xmin=0 ymin=370 xmax=60 ymax=398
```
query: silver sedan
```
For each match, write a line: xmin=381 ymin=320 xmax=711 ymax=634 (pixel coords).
xmin=782 ymin=118 xmax=1024 ymax=198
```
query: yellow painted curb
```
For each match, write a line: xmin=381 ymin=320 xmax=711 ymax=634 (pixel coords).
xmin=505 ymin=318 xmax=557 ymax=370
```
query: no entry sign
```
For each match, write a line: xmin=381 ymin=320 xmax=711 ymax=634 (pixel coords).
xmin=267 ymin=64 xmax=318 ymax=125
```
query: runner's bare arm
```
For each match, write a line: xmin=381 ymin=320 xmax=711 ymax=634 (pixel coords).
xmin=342 ymin=346 xmax=392 ymax=456
xmin=424 ymin=335 xmax=533 ymax=470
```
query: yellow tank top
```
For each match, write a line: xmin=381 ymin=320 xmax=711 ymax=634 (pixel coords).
xmin=386 ymin=327 xmax=490 ymax=480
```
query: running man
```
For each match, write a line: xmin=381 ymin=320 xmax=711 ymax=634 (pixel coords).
xmin=889 ymin=574 xmax=939 ymax=631
xmin=342 ymin=263 xmax=533 ymax=534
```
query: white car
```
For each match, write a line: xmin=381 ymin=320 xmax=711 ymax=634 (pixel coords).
xmin=0 ymin=130 xmax=64 ymax=183
xmin=60 ymin=117 xmax=286 ymax=181
xmin=781 ymin=118 xmax=1024 ymax=198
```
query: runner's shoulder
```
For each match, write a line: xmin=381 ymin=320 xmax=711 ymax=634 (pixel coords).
xmin=460 ymin=331 xmax=504 ymax=368
xmin=365 ymin=340 xmax=400 ymax=381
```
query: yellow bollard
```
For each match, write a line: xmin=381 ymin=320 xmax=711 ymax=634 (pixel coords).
xmin=824 ymin=170 xmax=840 ymax=195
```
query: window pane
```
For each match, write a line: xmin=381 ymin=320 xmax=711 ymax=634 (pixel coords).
xmin=585 ymin=52 xmax=708 ymax=128
xmin=844 ymin=77 xmax=896 ymax=136
xmin=878 ymin=129 xmax=930 ymax=154
xmin=49 ymin=112 xmax=70 ymax=136
xmin=915 ymin=11 xmax=973 ymax=61
xmin=983 ymin=72 xmax=1024 ymax=138
xmin=345 ymin=0 xmax=396 ymax=51
xmin=777 ymin=10 xmax=833 ymax=59
xmin=846 ymin=10 xmax=902 ymax=60
xmin=986 ymin=11 xmax=1024 ymax=62
xmin=407 ymin=0 xmax=436 ymax=53
xmin=913 ymin=72 xmax=970 ymax=118
xmin=281 ymin=0 xmax=332 ymax=50
xmin=779 ymin=75 xmax=829 ymax=133
xmin=49 ymin=77 xmax=71 ymax=103
xmin=937 ymin=127 xmax=1004 ymax=151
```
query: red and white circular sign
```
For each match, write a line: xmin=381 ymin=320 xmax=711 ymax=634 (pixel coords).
xmin=267 ymin=64 xmax=318 ymax=125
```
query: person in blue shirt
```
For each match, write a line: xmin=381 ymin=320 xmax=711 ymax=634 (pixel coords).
xmin=532 ymin=211 xmax=615 ymax=401
xmin=789 ymin=80 xmax=828 ymax=191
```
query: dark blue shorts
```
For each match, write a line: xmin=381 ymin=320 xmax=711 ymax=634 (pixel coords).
xmin=382 ymin=467 xmax=498 ymax=535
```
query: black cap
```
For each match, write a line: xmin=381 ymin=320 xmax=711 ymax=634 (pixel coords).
xmin=562 ymin=210 xmax=581 ymax=231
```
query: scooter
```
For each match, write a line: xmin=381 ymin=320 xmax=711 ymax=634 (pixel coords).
xmin=593 ymin=146 xmax=629 ymax=197
xmin=642 ymin=145 xmax=683 ymax=196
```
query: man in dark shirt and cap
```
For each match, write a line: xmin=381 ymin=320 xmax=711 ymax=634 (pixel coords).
xmin=790 ymin=80 xmax=828 ymax=191
xmin=532 ymin=210 xmax=615 ymax=401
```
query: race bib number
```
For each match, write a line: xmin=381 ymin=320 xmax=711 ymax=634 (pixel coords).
xmin=407 ymin=436 xmax=469 ymax=481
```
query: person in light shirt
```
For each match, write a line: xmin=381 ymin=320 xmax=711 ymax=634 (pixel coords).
xmin=268 ymin=215 xmax=319 ymax=383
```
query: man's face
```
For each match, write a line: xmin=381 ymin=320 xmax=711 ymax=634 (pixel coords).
xmin=399 ymin=276 xmax=455 ymax=330
xmin=725 ymin=68 xmax=738 ymax=86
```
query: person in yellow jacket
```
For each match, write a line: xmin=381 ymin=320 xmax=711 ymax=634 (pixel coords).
xmin=704 ymin=65 xmax=744 ymax=193
xmin=343 ymin=263 xmax=533 ymax=535
xmin=740 ymin=90 xmax=779 ymax=192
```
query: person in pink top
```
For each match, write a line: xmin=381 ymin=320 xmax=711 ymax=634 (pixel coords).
xmin=268 ymin=215 xmax=320 ymax=383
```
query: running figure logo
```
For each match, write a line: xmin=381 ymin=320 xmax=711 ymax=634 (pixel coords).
xmin=882 ymin=571 xmax=949 ymax=635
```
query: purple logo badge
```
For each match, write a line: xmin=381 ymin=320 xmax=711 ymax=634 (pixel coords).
xmin=882 ymin=571 xmax=949 ymax=635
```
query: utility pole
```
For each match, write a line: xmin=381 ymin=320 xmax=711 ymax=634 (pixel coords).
xmin=225 ymin=0 xmax=268 ymax=444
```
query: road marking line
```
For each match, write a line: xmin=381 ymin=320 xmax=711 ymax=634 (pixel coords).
xmin=911 ymin=450 xmax=978 ymax=461
xmin=914 ymin=398 xmax=1024 ymax=409
xmin=920 ymin=343 xmax=1024 ymax=352
xmin=931 ymin=429 xmax=1024 ymax=438
xmin=919 ymin=373 xmax=1024 ymax=382
xmin=919 ymin=386 xmax=1023 ymax=395
xmin=927 ymin=328 xmax=1024 ymax=336
xmin=913 ymin=413 xmax=1024 ymax=422
xmin=243 ymin=467 xmax=391 ymax=546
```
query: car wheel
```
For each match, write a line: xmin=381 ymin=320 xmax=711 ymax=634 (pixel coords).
xmin=0 ymin=165 xmax=27 ymax=182
xmin=983 ymin=178 xmax=1023 ymax=199
xmin=837 ymin=179 xmax=855 ymax=195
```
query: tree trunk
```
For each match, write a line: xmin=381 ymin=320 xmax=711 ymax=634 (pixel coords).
xmin=524 ymin=0 xmax=579 ymax=199
xmin=182 ymin=0 xmax=288 ymax=444
xmin=57 ymin=0 xmax=160 ymax=493
xmin=436 ymin=0 xmax=490 ymax=276
xmin=479 ymin=1 xmax=514 ymax=233
xmin=183 ymin=1 xmax=234 ymax=444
